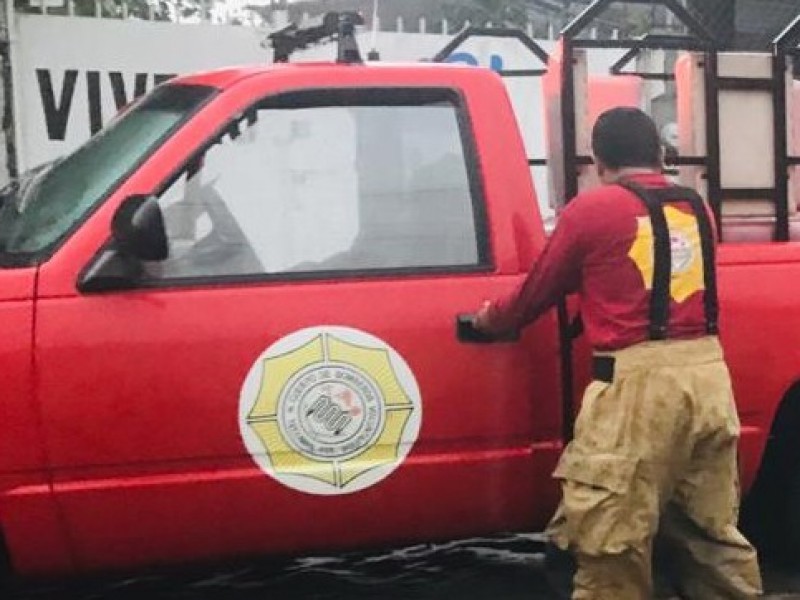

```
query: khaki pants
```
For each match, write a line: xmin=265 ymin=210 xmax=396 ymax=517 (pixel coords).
xmin=547 ymin=337 xmax=762 ymax=599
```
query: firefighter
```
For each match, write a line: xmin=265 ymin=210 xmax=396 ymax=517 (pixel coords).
xmin=474 ymin=107 xmax=762 ymax=599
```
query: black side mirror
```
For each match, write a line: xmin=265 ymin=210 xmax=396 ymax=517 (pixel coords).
xmin=112 ymin=194 xmax=168 ymax=261
xmin=78 ymin=195 xmax=167 ymax=293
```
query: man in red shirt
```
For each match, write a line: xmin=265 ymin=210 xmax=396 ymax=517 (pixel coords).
xmin=475 ymin=108 xmax=762 ymax=599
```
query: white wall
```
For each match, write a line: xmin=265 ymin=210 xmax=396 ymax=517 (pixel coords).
xmin=9 ymin=14 xmax=623 ymax=215
xmin=13 ymin=15 xmax=268 ymax=171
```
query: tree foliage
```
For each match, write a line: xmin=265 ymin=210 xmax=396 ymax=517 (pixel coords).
xmin=442 ymin=0 xmax=531 ymax=28
xmin=13 ymin=0 xmax=204 ymax=20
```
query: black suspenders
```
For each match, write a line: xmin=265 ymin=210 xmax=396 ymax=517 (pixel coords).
xmin=617 ymin=180 xmax=719 ymax=340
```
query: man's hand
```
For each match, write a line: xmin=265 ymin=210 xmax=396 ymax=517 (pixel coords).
xmin=473 ymin=300 xmax=494 ymax=333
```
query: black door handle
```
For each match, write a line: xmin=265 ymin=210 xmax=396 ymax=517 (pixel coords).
xmin=456 ymin=314 xmax=520 ymax=343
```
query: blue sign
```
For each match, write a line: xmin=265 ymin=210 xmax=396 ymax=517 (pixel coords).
xmin=444 ymin=52 xmax=505 ymax=72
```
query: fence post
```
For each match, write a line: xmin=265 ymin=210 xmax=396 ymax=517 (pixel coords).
xmin=2 ymin=0 xmax=20 ymax=180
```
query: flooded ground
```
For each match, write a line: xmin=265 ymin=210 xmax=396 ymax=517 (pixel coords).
xmin=9 ymin=534 xmax=800 ymax=599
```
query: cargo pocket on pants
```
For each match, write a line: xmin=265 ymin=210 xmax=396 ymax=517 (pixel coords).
xmin=553 ymin=450 xmax=640 ymax=556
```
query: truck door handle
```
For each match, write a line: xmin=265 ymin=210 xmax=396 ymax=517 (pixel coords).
xmin=456 ymin=314 xmax=520 ymax=344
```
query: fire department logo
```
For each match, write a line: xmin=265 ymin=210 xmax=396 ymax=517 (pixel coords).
xmin=239 ymin=327 xmax=422 ymax=495
xmin=628 ymin=206 xmax=705 ymax=303
xmin=670 ymin=230 xmax=694 ymax=274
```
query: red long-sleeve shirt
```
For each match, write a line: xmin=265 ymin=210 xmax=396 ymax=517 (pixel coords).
xmin=481 ymin=173 xmax=712 ymax=351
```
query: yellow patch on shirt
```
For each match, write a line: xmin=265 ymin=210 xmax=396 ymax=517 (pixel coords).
xmin=628 ymin=206 xmax=704 ymax=303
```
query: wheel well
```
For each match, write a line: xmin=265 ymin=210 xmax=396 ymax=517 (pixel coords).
xmin=741 ymin=381 xmax=800 ymax=559
xmin=754 ymin=382 xmax=800 ymax=483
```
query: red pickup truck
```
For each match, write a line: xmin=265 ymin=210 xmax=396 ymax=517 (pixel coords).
xmin=1 ymin=19 xmax=800 ymax=582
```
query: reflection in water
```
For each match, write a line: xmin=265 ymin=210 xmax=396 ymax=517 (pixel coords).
xmin=12 ymin=535 xmax=550 ymax=600
xmin=10 ymin=534 xmax=800 ymax=599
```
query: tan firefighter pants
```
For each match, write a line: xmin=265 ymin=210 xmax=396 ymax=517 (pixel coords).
xmin=546 ymin=337 xmax=762 ymax=599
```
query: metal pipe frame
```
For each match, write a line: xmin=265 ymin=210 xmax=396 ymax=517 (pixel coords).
xmin=771 ymin=11 xmax=800 ymax=241
xmin=558 ymin=0 xmax=723 ymax=239
xmin=432 ymin=26 xmax=549 ymax=65
xmin=562 ymin=0 xmax=717 ymax=44
xmin=610 ymin=33 xmax=709 ymax=79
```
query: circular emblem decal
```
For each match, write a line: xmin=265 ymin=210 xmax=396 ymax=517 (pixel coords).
xmin=239 ymin=326 xmax=422 ymax=495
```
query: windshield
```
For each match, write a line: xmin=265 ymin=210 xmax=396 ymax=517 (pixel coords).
xmin=0 ymin=84 xmax=216 ymax=265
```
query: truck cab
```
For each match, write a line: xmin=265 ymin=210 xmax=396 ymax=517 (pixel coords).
xmin=0 ymin=61 xmax=566 ymax=576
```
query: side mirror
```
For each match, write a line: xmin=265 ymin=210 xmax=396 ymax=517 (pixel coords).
xmin=112 ymin=194 xmax=168 ymax=261
xmin=78 ymin=195 xmax=168 ymax=293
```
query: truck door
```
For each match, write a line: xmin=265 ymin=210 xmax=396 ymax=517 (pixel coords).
xmin=34 ymin=74 xmax=562 ymax=572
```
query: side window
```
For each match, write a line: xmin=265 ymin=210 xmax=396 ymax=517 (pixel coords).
xmin=144 ymin=90 xmax=485 ymax=282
